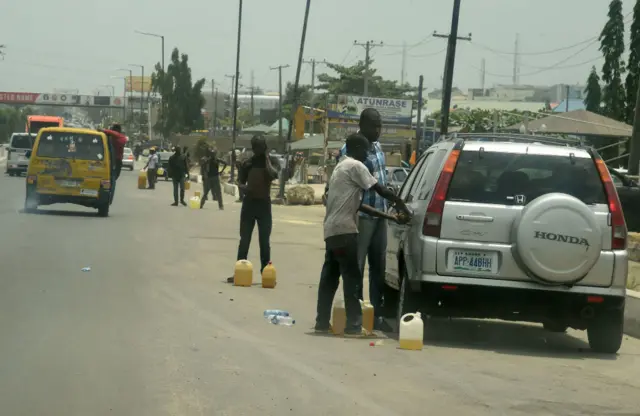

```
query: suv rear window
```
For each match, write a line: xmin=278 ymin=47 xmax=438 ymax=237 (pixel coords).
xmin=10 ymin=135 xmax=34 ymax=149
xmin=447 ymin=150 xmax=607 ymax=205
xmin=36 ymin=132 xmax=105 ymax=161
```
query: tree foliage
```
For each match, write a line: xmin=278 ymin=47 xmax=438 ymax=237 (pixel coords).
xmin=0 ymin=106 xmax=36 ymax=143
xmin=151 ymin=48 xmax=206 ymax=137
xmin=626 ymin=0 xmax=640 ymax=123
xmin=584 ymin=66 xmax=603 ymax=113
xmin=316 ymin=60 xmax=417 ymax=98
xmin=429 ymin=108 xmax=544 ymax=133
xmin=599 ymin=0 xmax=626 ymax=121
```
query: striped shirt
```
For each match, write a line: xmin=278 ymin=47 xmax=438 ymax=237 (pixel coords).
xmin=339 ymin=141 xmax=387 ymax=216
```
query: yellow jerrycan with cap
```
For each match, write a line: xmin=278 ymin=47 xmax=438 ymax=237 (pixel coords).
xmin=138 ymin=170 xmax=147 ymax=189
xmin=330 ymin=299 xmax=374 ymax=335
xmin=261 ymin=262 xmax=277 ymax=288
xmin=399 ymin=312 xmax=424 ymax=350
xmin=188 ymin=195 xmax=201 ymax=209
xmin=233 ymin=260 xmax=253 ymax=287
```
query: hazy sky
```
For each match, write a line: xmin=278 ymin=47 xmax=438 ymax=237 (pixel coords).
xmin=0 ymin=0 xmax=635 ymax=97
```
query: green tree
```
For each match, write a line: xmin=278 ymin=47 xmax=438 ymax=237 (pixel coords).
xmin=316 ymin=61 xmax=416 ymax=98
xmin=599 ymin=0 xmax=626 ymax=121
xmin=151 ymin=48 xmax=206 ymax=137
xmin=626 ymin=0 xmax=640 ymax=123
xmin=584 ymin=66 xmax=603 ymax=113
xmin=0 ymin=107 xmax=30 ymax=143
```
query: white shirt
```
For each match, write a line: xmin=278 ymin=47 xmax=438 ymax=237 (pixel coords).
xmin=148 ymin=154 xmax=159 ymax=169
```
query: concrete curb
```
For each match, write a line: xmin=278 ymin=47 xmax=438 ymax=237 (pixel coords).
xmin=223 ymin=181 xmax=238 ymax=196
xmin=625 ymin=290 xmax=640 ymax=339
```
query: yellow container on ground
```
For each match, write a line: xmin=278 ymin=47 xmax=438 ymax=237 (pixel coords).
xmin=331 ymin=300 xmax=374 ymax=335
xmin=138 ymin=171 xmax=147 ymax=189
xmin=234 ymin=260 xmax=253 ymax=287
xmin=361 ymin=300 xmax=375 ymax=334
xmin=188 ymin=196 xmax=200 ymax=209
xmin=399 ymin=312 xmax=423 ymax=350
xmin=185 ymin=181 xmax=191 ymax=191
xmin=261 ymin=262 xmax=277 ymax=288
xmin=194 ymin=191 xmax=201 ymax=198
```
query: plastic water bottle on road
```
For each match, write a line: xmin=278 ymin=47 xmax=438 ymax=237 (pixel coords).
xmin=270 ymin=315 xmax=295 ymax=326
xmin=263 ymin=310 xmax=289 ymax=321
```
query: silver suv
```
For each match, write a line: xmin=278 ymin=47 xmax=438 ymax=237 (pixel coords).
xmin=385 ymin=133 xmax=628 ymax=354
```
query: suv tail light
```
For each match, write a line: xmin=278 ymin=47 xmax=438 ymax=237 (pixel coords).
xmin=595 ymin=158 xmax=627 ymax=249
xmin=423 ymin=149 xmax=461 ymax=237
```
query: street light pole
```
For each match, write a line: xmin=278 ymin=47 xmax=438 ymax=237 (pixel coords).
xmin=117 ymin=68 xmax=134 ymax=122
xmin=129 ymin=64 xmax=145 ymax=130
xmin=279 ymin=0 xmax=312 ymax=199
xmin=135 ymin=30 xmax=165 ymax=146
xmin=229 ymin=0 xmax=243 ymax=184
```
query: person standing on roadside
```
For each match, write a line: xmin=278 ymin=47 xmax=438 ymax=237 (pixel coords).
xmin=337 ymin=108 xmax=391 ymax=331
xmin=200 ymin=147 xmax=227 ymax=210
xmin=315 ymin=133 xmax=410 ymax=337
xmin=227 ymin=135 xmax=278 ymax=283
xmin=144 ymin=148 xmax=159 ymax=190
xmin=168 ymin=147 xmax=189 ymax=206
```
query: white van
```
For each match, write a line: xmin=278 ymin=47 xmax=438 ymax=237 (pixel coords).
xmin=6 ymin=133 xmax=36 ymax=176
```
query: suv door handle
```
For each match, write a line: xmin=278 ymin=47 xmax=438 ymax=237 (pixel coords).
xmin=456 ymin=214 xmax=494 ymax=223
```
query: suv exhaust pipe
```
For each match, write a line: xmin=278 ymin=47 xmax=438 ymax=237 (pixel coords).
xmin=581 ymin=306 xmax=595 ymax=319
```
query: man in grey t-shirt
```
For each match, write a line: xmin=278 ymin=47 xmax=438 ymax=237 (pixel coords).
xmin=315 ymin=134 xmax=410 ymax=337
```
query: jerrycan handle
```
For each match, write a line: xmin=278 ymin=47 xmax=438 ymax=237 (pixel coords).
xmin=400 ymin=312 xmax=420 ymax=323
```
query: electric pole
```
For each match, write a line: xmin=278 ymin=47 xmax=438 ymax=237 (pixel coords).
xmin=0 ymin=44 xmax=5 ymax=60
xmin=401 ymin=41 xmax=407 ymax=85
xmin=213 ymin=88 xmax=218 ymax=132
xmin=303 ymin=58 xmax=327 ymax=134
xmin=271 ymin=64 xmax=290 ymax=139
xmin=513 ymin=33 xmax=520 ymax=85
xmin=480 ymin=58 xmax=486 ymax=94
xmin=416 ymin=75 xmax=424 ymax=154
xmin=250 ymin=70 xmax=255 ymax=120
xmin=354 ymin=40 xmax=383 ymax=96
xmin=433 ymin=0 xmax=472 ymax=136
xmin=210 ymin=79 xmax=215 ymax=132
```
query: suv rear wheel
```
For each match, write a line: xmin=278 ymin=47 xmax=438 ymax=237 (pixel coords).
xmin=587 ymin=309 xmax=624 ymax=354
xmin=97 ymin=202 xmax=110 ymax=217
xmin=396 ymin=268 xmax=419 ymax=332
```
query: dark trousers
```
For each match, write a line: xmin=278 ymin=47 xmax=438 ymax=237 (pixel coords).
xmin=109 ymin=161 xmax=122 ymax=204
xmin=147 ymin=169 xmax=157 ymax=189
xmin=202 ymin=176 xmax=223 ymax=209
xmin=315 ymin=233 xmax=363 ymax=332
xmin=237 ymin=198 xmax=272 ymax=272
xmin=357 ymin=217 xmax=388 ymax=316
xmin=172 ymin=176 xmax=185 ymax=203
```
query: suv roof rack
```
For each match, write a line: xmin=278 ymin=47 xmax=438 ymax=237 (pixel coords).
xmin=440 ymin=132 xmax=584 ymax=148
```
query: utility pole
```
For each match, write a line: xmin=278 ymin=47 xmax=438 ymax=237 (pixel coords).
xmin=480 ymin=58 xmax=486 ymax=95
xmin=211 ymin=78 xmax=216 ymax=134
xmin=416 ymin=75 xmax=424 ymax=155
xmin=401 ymin=41 xmax=407 ymax=85
xmin=250 ymin=70 xmax=255 ymax=119
xmin=0 ymin=44 xmax=5 ymax=60
xmin=565 ymin=84 xmax=570 ymax=112
xmin=628 ymin=78 xmax=640 ymax=175
xmin=513 ymin=33 xmax=520 ymax=85
xmin=270 ymin=64 xmax=290 ymax=139
xmin=213 ymin=89 xmax=219 ymax=132
xmin=225 ymin=74 xmax=236 ymax=118
xmin=303 ymin=58 xmax=327 ymax=134
xmin=354 ymin=40 xmax=384 ymax=96
xmin=433 ymin=1 xmax=472 ymax=136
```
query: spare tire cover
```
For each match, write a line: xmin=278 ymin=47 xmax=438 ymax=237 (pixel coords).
xmin=514 ymin=193 xmax=602 ymax=284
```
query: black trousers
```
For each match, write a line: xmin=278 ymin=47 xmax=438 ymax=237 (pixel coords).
xmin=147 ymin=169 xmax=157 ymax=189
xmin=201 ymin=176 xmax=223 ymax=209
xmin=237 ymin=198 xmax=272 ymax=272
xmin=315 ymin=233 xmax=363 ymax=332
xmin=172 ymin=176 xmax=185 ymax=203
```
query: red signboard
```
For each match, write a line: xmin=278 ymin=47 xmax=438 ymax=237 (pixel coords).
xmin=0 ymin=92 xmax=40 ymax=104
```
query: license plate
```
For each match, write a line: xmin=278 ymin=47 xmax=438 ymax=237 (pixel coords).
xmin=448 ymin=250 xmax=498 ymax=274
xmin=80 ymin=189 xmax=98 ymax=196
xmin=58 ymin=180 xmax=79 ymax=188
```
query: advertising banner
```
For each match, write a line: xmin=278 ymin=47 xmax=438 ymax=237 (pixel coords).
xmin=125 ymin=76 xmax=153 ymax=93
xmin=0 ymin=92 xmax=125 ymax=108
xmin=327 ymin=120 xmax=414 ymax=141
xmin=327 ymin=95 xmax=413 ymax=124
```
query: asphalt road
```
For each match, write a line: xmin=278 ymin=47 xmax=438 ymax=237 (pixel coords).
xmin=1 ymin=164 xmax=640 ymax=416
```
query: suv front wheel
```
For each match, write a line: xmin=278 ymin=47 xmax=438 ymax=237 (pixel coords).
xmin=587 ymin=308 xmax=624 ymax=354
xmin=396 ymin=268 xmax=419 ymax=332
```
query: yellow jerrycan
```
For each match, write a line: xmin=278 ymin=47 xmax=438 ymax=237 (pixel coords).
xmin=137 ymin=171 xmax=147 ymax=189
xmin=331 ymin=299 xmax=346 ymax=336
xmin=194 ymin=191 xmax=201 ymax=198
xmin=261 ymin=262 xmax=277 ymax=288
xmin=188 ymin=196 xmax=201 ymax=209
xmin=185 ymin=180 xmax=191 ymax=191
xmin=361 ymin=300 xmax=375 ymax=334
xmin=399 ymin=312 xmax=423 ymax=350
xmin=233 ymin=260 xmax=253 ymax=287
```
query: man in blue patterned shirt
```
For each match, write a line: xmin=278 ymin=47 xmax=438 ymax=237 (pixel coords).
xmin=337 ymin=108 xmax=391 ymax=331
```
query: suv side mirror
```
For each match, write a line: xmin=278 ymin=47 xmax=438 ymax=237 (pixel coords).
xmin=25 ymin=150 xmax=32 ymax=159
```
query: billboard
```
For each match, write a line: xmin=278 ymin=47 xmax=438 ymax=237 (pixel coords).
xmin=125 ymin=76 xmax=153 ymax=93
xmin=327 ymin=120 xmax=414 ymax=141
xmin=327 ymin=95 xmax=413 ymax=124
xmin=0 ymin=91 xmax=125 ymax=108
